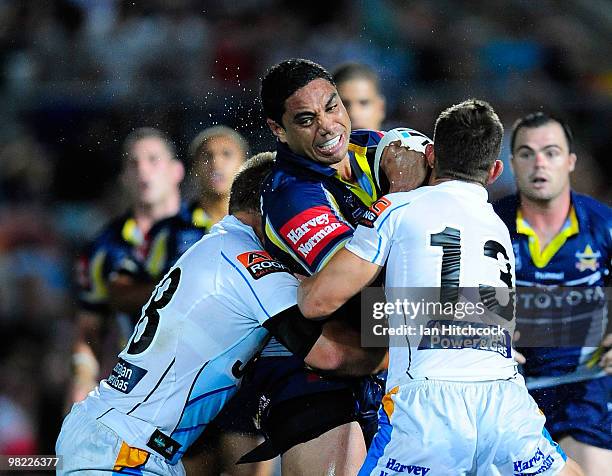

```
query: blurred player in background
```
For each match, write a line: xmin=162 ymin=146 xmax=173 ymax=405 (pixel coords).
xmin=333 ymin=62 xmax=386 ymax=131
xmin=299 ymin=99 xmax=583 ymax=476
xmin=57 ymin=153 xmax=385 ymax=475
xmin=71 ymin=127 xmax=206 ymax=403
xmin=188 ymin=125 xmax=249 ymax=227
xmin=494 ymin=112 xmax=611 ymax=475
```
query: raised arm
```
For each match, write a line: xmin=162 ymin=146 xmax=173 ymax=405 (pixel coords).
xmin=298 ymin=247 xmax=381 ymax=319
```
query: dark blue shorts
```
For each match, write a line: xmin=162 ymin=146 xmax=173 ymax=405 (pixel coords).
xmin=247 ymin=355 xmax=386 ymax=450
xmin=529 ymin=375 xmax=611 ymax=450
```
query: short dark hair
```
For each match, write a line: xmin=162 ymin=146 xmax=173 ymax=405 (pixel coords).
xmin=332 ymin=62 xmax=381 ymax=92
xmin=188 ymin=125 xmax=249 ymax=161
xmin=229 ymin=151 xmax=276 ymax=215
xmin=122 ymin=127 xmax=177 ymax=160
xmin=510 ymin=112 xmax=574 ymax=153
xmin=433 ymin=99 xmax=503 ymax=185
xmin=261 ymin=59 xmax=334 ymax=126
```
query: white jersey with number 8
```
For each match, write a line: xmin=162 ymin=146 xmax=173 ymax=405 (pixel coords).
xmin=74 ymin=215 xmax=298 ymax=464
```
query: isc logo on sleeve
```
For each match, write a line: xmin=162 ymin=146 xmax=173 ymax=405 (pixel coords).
xmin=237 ymin=251 xmax=290 ymax=279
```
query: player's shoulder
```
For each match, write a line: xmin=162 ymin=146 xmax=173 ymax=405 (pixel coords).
xmin=572 ymin=192 xmax=612 ymax=248
xmin=88 ymin=212 xmax=134 ymax=250
xmin=261 ymin=165 xmax=328 ymax=216
xmin=492 ymin=194 xmax=520 ymax=230
xmin=349 ymin=129 xmax=385 ymax=148
xmin=213 ymin=216 xmax=293 ymax=282
xmin=358 ymin=188 xmax=431 ymax=228
xmin=573 ymin=192 xmax=612 ymax=223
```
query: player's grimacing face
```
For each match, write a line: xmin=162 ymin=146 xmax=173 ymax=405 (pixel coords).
xmin=270 ymin=78 xmax=350 ymax=165
xmin=195 ymin=135 xmax=246 ymax=197
xmin=511 ymin=122 xmax=576 ymax=203
xmin=123 ymin=137 xmax=182 ymax=206
xmin=337 ymin=78 xmax=385 ymax=130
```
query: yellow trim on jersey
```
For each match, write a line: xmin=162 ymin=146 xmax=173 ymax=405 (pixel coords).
xmin=336 ymin=144 xmax=378 ymax=206
xmin=192 ymin=207 xmax=213 ymax=229
xmin=516 ymin=207 xmax=579 ymax=269
xmin=586 ymin=346 xmax=604 ymax=369
xmin=323 ymin=188 xmax=351 ymax=226
xmin=316 ymin=237 xmax=351 ymax=272
xmin=113 ymin=441 xmax=149 ymax=471
xmin=264 ymin=217 xmax=310 ymax=273
xmin=121 ymin=218 xmax=142 ymax=246
xmin=146 ymin=230 xmax=169 ymax=278
xmin=85 ymin=250 xmax=109 ymax=302
xmin=382 ymin=386 xmax=400 ymax=419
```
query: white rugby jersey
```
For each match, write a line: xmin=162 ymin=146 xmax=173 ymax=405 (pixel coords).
xmin=81 ymin=215 xmax=297 ymax=463
xmin=346 ymin=181 xmax=518 ymax=385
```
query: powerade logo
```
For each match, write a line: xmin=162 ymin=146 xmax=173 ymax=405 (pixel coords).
xmin=280 ymin=206 xmax=351 ymax=265
xmin=513 ymin=447 xmax=555 ymax=475
xmin=236 ymin=251 xmax=290 ymax=280
xmin=381 ymin=458 xmax=431 ymax=475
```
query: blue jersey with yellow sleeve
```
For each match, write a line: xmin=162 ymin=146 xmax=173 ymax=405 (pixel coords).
xmin=261 ymin=129 xmax=383 ymax=275
xmin=77 ymin=202 xmax=208 ymax=318
xmin=493 ymin=192 xmax=611 ymax=385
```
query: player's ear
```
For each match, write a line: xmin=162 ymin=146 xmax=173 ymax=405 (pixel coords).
xmin=425 ymin=143 xmax=435 ymax=168
xmin=487 ymin=159 xmax=504 ymax=185
xmin=267 ymin=119 xmax=287 ymax=143
xmin=568 ymin=152 xmax=577 ymax=172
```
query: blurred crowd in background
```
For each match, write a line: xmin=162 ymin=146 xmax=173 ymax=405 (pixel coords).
xmin=0 ymin=0 xmax=610 ymax=457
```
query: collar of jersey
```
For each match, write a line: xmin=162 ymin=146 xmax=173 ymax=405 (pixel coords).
xmin=121 ymin=215 xmax=144 ymax=246
xmin=275 ymin=141 xmax=337 ymax=177
xmin=516 ymin=205 xmax=579 ymax=269
xmin=217 ymin=215 xmax=261 ymax=245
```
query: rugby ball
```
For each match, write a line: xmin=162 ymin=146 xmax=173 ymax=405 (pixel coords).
xmin=374 ymin=127 xmax=433 ymax=190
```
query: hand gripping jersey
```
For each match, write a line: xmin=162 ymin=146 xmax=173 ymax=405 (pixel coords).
xmin=78 ymin=216 xmax=298 ymax=464
xmin=76 ymin=202 xmax=208 ymax=324
xmin=346 ymin=181 xmax=519 ymax=385
xmin=494 ymin=192 xmax=611 ymax=386
xmin=262 ymin=130 xmax=383 ymax=276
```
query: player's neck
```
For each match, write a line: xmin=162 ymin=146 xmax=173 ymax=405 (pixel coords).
xmin=200 ymin=195 xmax=229 ymax=225
xmin=519 ymin=191 xmax=571 ymax=246
xmin=134 ymin=194 xmax=181 ymax=234
xmin=332 ymin=155 xmax=355 ymax=182
xmin=233 ymin=211 xmax=264 ymax=243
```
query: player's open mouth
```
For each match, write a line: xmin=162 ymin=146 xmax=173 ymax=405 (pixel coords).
xmin=531 ymin=177 xmax=548 ymax=186
xmin=316 ymin=134 xmax=344 ymax=155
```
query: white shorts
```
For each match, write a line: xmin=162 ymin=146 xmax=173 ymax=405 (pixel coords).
xmin=55 ymin=402 xmax=185 ymax=476
xmin=360 ymin=376 xmax=567 ymax=476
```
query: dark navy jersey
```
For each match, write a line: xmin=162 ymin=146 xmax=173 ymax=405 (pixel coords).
xmin=76 ymin=202 xmax=209 ymax=316
xmin=261 ymin=129 xmax=384 ymax=275
xmin=494 ymin=192 xmax=611 ymax=386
